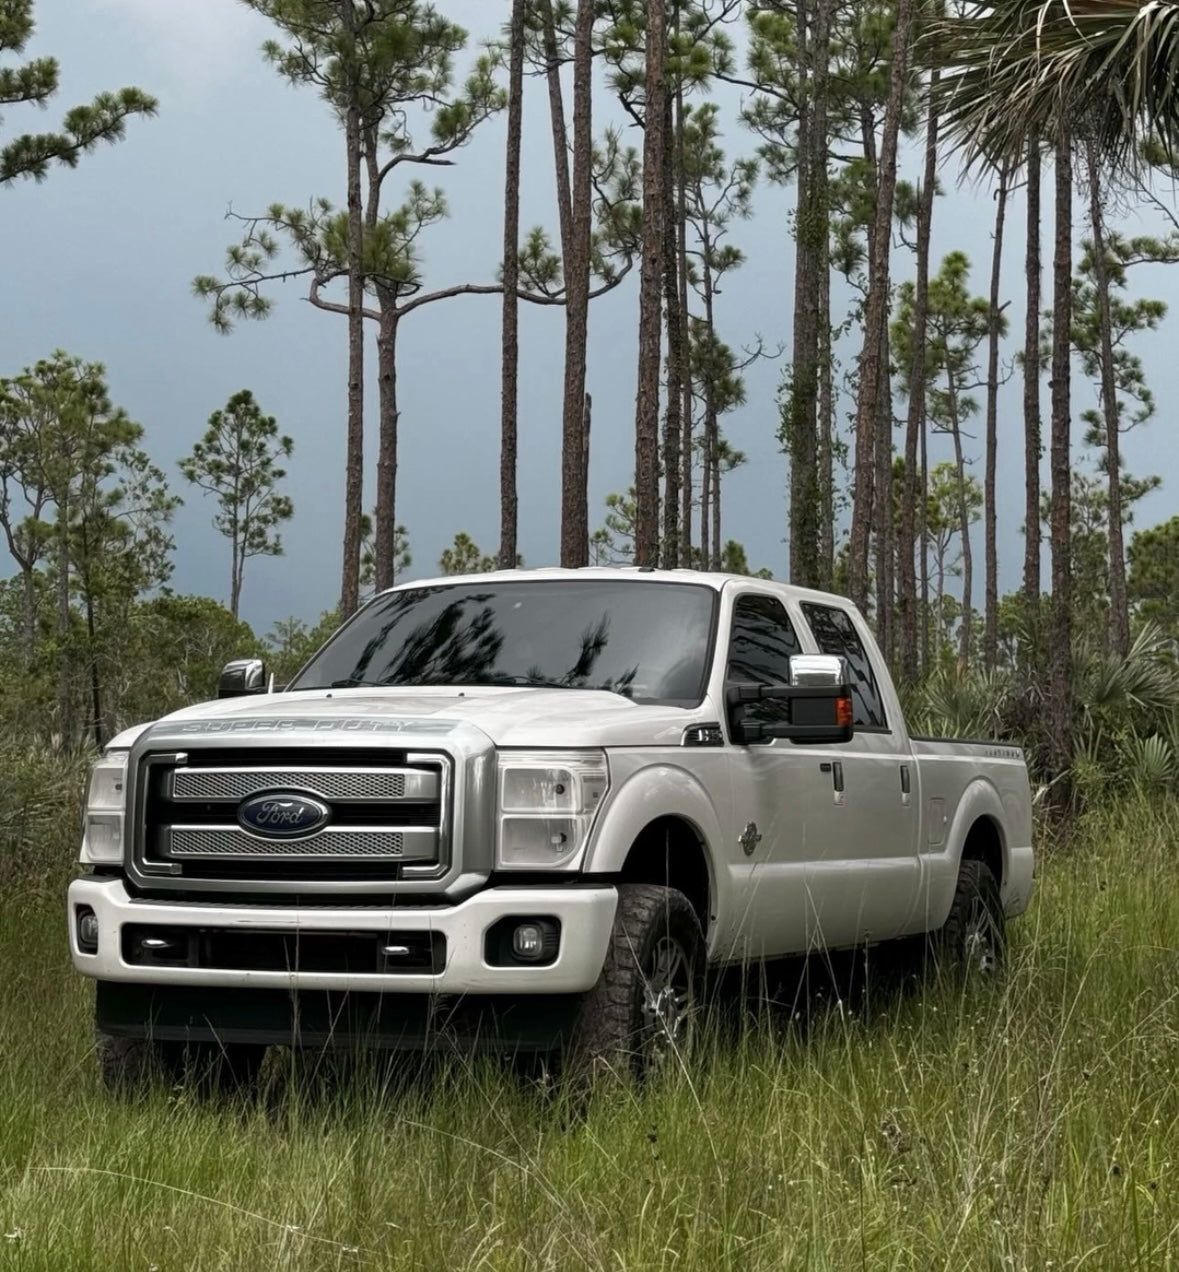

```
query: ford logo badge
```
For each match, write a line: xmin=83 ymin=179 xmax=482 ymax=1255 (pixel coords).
xmin=237 ymin=791 xmax=331 ymax=839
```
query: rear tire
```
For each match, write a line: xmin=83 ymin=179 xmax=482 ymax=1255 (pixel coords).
xmin=932 ymin=858 xmax=1005 ymax=978
xmin=570 ymin=884 xmax=703 ymax=1086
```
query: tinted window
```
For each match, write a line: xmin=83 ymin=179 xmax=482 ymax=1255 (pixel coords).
xmin=726 ymin=594 xmax=802 ymax=726
xmin=290 ymin=580 xmax=716 ymax=706
xmin=801 ymin=603 xmax=887 ymax=729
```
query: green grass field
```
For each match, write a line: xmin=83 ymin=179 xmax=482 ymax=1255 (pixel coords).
xmin=2 ymin=795 xmax=1178 ymax=1270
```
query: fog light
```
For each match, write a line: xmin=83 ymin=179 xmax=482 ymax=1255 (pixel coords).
xmin=512 ymin=922 xmax=545 ymax=961
xmin=77 ymin=907 xmax=99 ymax=954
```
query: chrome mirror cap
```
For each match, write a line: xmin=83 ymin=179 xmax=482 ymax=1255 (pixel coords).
xmin=788 ymin=653 xmax=847 ymax=688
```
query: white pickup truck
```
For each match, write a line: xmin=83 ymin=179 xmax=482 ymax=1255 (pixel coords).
xmin=69 ymin=568 xmax=1034 ymax=1089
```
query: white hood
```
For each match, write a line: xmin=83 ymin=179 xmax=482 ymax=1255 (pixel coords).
xmin=128 ymin=685 xmax=703 ymax=750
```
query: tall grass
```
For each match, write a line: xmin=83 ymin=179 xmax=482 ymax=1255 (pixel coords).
xmin=1 ymin=794 xmax=1177 ymax=1269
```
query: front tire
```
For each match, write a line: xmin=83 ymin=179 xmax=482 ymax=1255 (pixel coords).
xmin=932 ymin=858 xmax=1005 ymax=978
xmin=570 ymin=884 xmax=703 ymax=1085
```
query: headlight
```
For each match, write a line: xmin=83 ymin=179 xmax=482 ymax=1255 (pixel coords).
xmin=496 ymin=750 xmax=609 ymax=870
xmin=80 ymin=751 xmax=128 ymax=864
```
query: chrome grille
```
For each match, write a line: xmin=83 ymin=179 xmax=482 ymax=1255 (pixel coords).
xmin=169 ymin=767 xmax=435 ymax=804
xmin=136 ymin=748 xmax=451 ymax=882
xmin=166 ymin=827 xmax=422 ymax=860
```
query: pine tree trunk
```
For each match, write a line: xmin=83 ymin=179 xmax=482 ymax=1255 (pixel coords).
xmin=874 ymin=320 xmax=893 ymax=659
xmin=899 ymin=73 xmax=938 ymax=685
xmin=57 ymin=501 xmax=72 ymax=752
xmin=787 ymin=0 xmax=821 ymax=588
xmin=1023 ymin=130 xmax=1043 ymax=645
xmin=848 ymin=0 xmax=914 ymax=612
xmin=1084 ymin=139 xmax=1129 ymax=658
xmin=677 ymin=82 xmax=693 ymax=569
xmin=583 ymin=391 xmax=592 ymax=499
xmin=813 ymin=0 xmax=832 ymax=588
xmin=561 ymin=0 xmax=594 ymax=568
xmin=700 ymin=412 xmax=712 ymax=567
xmin=20 ymin=566 xmax=36 ymax=667
xmin=950 ymin=407 xmax=972 ymax=666
xmin=712 ymin=435 xmax=721 ymax=568
xmin=339 ymin=0 xmax=364 ymax=620
xmin=540 ymin=0 xmax=572 ymax=255
xmin=701 ymin=240 xmax=720 ymax=570
xmin=230 ymin=542 xmax=242 ymax=619
xmin=661 ymin=83 xmax=683 ymax=569
xmin=85 ymin=585 xmax=103 ymax=751
xmin=1048 ymin=129 xmax=1074 ymax=810
xmin=634 ymin=0 xmax=666 ymax=567
xmin=500 ymin=0 xmax=524 ymax=571
xmin=374 ymin=301 xmax=399 ymax=591
xmin=984 ymin=165 xmax=1009 ymax=670
xmin=920 ymin=408 xmax=930 ymax=673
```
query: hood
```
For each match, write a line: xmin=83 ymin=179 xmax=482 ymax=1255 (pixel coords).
xmin=138 ymin=685 xmax=702 ymax=749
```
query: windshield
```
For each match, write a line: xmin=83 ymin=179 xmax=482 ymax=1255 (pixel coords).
xmin=289 ymin=579 xmax=717 ymax=707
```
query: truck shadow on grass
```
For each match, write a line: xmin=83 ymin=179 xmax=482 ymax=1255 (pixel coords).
xmin=233 ymin=936 xmax=973 ymax=1122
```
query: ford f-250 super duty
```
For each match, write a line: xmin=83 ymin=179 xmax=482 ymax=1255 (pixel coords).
xmin=69 ymin=568 xmax=1034 ymax=1090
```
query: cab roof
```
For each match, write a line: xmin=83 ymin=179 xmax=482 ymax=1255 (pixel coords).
xmin=377 ymin=565 xmax=855 ymax=611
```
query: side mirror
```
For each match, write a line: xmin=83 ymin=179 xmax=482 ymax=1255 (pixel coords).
xmin=217 ymin=658 xmax=269 ymax=699
xmin=727 ymin=653 xmax=854 ymax=745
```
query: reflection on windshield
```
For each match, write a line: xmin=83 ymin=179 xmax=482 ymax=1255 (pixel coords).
xmin=290 ymin=580 xmax=716 ymax=707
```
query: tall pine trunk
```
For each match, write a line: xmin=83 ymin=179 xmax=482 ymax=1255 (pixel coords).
xmin=1083 ymin=137 xmax=1129 ymax=657
xmin=499 ymin=0 xmax=524 ymax=570
xmin=817 ymin=260 xmax=835 ymax=587
xmin=1048 ymin=128 xmax=1074 ymax=810
xmin=57 ymin=499 xmax=72 ymax=752
xmin=661 ymin=83 xmax=684 ymax=568
xmin=874 ymin=321 xmax=894 ymax=659
xmin=899 ymin=70 xmax=938 ymax=685
xmin=920 ymin=409 xmax=931 ymax=670
xmin=676 ymin=78 xmax=693 ymax=568
xmin=634 ymin=0 xmax=667 ymax=566
xmin=540 ymin=1 xmax=572 ymax=254
xmin=983 ymin=165 xmax=1009 ymax=669
xmin=339 ymin=0 xmax=364 ymax=619
xmin=1022 ymin=130 xmax=1043 ymax=643
xmin=848 ymin=0 xmax=914 ymax=612
xmin=560 ymin=0 xmax=594 ymax=568
xmin=947 ymin=382 xmax=973 ymax=665
xmin=374 ymin=301 xmax=398 ymax=591
xmin=700 ymin=401 xmax=712 ymax=566
xmin=787 ymin=0 xmax=822 ymax=588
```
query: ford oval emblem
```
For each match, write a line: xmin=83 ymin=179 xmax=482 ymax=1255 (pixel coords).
xmin=237 ymin=791 xmax=331 ymax=839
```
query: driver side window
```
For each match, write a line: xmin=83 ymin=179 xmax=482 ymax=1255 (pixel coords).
xmin=726 ymin=594 xmax=802 ymax=726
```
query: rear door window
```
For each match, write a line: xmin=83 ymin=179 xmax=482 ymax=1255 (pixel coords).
xmin=800 ymin=603 xmax=888 ymax=730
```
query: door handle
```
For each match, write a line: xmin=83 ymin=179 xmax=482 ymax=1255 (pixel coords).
xmin=820 ymin=761 xmax=844 ymax=792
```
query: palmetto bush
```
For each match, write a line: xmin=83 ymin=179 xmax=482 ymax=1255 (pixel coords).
xmin=0 ymin=742 xmax=92 ymax=900
xmin=904 ymin=623 xmax=1179 ymax=804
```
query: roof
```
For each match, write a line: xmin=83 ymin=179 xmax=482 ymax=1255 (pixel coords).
xmin=377 ymin=565 xmax=856 ymax=611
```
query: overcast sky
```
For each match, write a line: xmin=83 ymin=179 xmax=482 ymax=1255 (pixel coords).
xmin=4 ymin=0 xmax=1178 ymax=636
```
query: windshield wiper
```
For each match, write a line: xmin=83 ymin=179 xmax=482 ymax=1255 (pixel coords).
xmin=455 ymin=675 xmax=634 ymax=696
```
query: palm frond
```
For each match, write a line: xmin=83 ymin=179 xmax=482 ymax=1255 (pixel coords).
xmin=930 ymin=0 xmax=1179 ymax=170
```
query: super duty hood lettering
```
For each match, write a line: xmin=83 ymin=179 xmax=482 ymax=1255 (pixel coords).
xmin=166 ymin=717 xmax=461 ymax=736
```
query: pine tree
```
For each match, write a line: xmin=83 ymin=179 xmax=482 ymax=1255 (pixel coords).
xmin=179 ymin=390 xmax=295 ymax=620
xmin=0 ymin=0 xmax=156 ymax=184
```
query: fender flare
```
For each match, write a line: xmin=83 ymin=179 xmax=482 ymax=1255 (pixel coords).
xmin=927 ymin=777 xmax=1010 ymax=926
xmin=583 ymin=763 xmax=724 ymax=914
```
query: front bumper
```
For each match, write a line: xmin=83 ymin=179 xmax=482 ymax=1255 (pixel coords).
xmin=68 ymin=876 xmax=618 ymax=995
